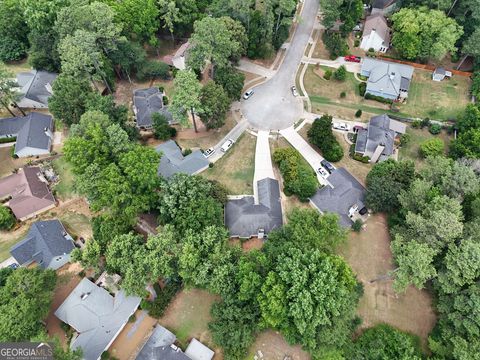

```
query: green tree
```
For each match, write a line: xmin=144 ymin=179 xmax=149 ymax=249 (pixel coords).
xmin=307 ymin=115 xmax=344 ymax=162
xmin=420 ymin=137 xmax=445 ymax=157
xmin=152 ymin=113 xmax=176 ymax=140
xmin=0 ymin=0 xmax=28 ymax=62
xmin=27 ymin=29 xmax=61 ymax=72
xmin=158 ymin=0 xmax=180 ymax=44
xmin=0 ymin=62 xmax=23 ymax=116
xmin=450 ymin=128 xmax=480 ymax=159
xmin=170 ymin=70 xmax=202 ymax=131
xmin=333 ymin=65 xmax=347 ymax=81
xmin=214 ymin=65 xmax=245 ymax=100
xmin=70 ymin=240 xmax=101 ymax=270
xmin=0 ymin=206 xmax=15 ymax=230
xmin=456 ymin=103 xmax=480 ymax=133
xmin=0 ymin=268 xmax=56 ymax=341
xmin=319 ymin=0 xmax=343 ymax=29
xmin=200 ymin=81 xmax=230 ymax=129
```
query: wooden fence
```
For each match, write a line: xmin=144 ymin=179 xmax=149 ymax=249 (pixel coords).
xmin=377 ymin=56 xmax=473 ymax=77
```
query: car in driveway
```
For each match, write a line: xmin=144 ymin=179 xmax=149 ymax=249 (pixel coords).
xmin=344 ymin=55 xmax=361 ymax=63
xmin=291 ymin=85 xmax=298 ymax=97
xmin=220 ymin=139 xmax=235 ymax=152
xmin=243 ymin=89 xmax=254 ymax=100
xmin=333 ymin=122 xmax=350 ymax=131
xmin=317 ymin=167 xmax=329 ymax=178
xmin=321 ymin=159 xmax=335 ymax=174
xmin=203 ymin=147 xmax=215 ymax=158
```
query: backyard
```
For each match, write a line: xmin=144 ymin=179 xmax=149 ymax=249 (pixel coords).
xmin=52 ymin=156 xmax=76 ymax=201
xmin=0 ymin=146 xmax=28 ymax=178
xmin=202 ymin=133 xmax=256 ymax=195
xmin=398 ymin=127 xmax=451 ymax=167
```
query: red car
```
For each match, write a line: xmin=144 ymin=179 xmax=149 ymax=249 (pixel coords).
xmin=344 ymin=55 xmax=361 ymax=63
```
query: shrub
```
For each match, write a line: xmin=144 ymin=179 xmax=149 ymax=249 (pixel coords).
xmin=182 ymin=148 xmax=192 ymax=156
xmin=333 ymin=65 xmax=347 ymax=81
xmin=136 ymin=60 xmax=170 ymax=81
xmin=0 ymin=136 xmax=16 ymax=144
xmin=420 ymin=138 xmax=445 ymax=157
xmin=411 ymin=120 xmax=422 ymax=128
xmin=162 ymin=96 xmax=169 ymax=105
xmin=352 ymin=219 xmax=363 ymax=232
xmin=429 ymin=123 xmax=442 ymax=135
xmin=355 ymin=109 xmax=362 ymax=117
xmin=0 ymin=206 xmax=15 ymax=230
xmin=340 ymin=91 xmax=346 ymax=98
xmin=140 ymin=280 xmax=182 ymax=318
xmin=152 ymin=113 xmax=175 ymax=140
xmin=420 ymin=118 xmax=431 ymax=128
xmin=322 ymin=31 xmax=348 ymax=60
xmin=354 ymin=39 xmax=360 ymax=47
xmin=364 ymin=93 xmax=393 ymax=104
xmin=353 ymin=153 xmax=370 ymax=163
xmin=307 ymin=115 xmax=344 ymax=162
xmin=128 ymin=314 xmax=136 ymax=323
xmin=324 ymin=69 xmax=332 ymax=80
xmin=399 ymin=133 xmax=411 ymax=146
xmin=359 ymin=82 xmax=367 ymax=96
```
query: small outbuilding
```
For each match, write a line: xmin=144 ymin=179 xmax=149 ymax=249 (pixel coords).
xmin=432 ymin=67 xmax=452 ymax=82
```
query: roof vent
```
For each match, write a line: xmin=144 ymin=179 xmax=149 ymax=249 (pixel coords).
xmin=80 ymin=292 xmax=91 ymax=300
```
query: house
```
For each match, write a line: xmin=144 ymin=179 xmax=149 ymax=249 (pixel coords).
xmin=155 ymin=140 xmax=209 ymax=178
xmin=135 ymin=325 xmax=214 ymax=360
xmin=310 ymin=168 xmax=367 ymax=227
xmin=16 ymin=70 xmax=57 ymax=109
xmin=224 ymin=177 xmax=283 ymax=238
xmin=0 ymin=112 xmax=54 ymax=157
xmin=361 ymin=58 xmax=414 ymax=100
xmin=10 ymin=220 xmax=75 ymax=270
xmin=133 ymin=88 xmax=174 ymax=129
xmin=354 ymin=114 xmax=406 ymax=162
xmin=371 ymin=0 xmax=397 ymax=15
xmin=163 ymin=41 xmax=191 ymax=71
xmin=360 ymin=14 xmax=390 ymax=53
xmin=0 ymin=167 xmax=56 ymax=221
xmin=432 ymin=67 xmax=452 ymax=82
xmin=54 ymin=278 xmax=141 ymax=360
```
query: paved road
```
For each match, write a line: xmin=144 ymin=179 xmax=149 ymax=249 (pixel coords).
xmin=241 ymin=0 xmax=319 ymax=131
xmin=208 ymin=119 xmax=249 ymax=163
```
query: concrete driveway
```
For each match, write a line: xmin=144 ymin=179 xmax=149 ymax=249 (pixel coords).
xmin=253 ymin=131 xmax=275 ymax=201
xmin=241 ymin=0 xmax=319 ymax=131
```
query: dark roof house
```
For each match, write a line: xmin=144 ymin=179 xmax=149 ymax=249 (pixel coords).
xmin=225 ymin=178 xmax=283 ymax=238
xmin=310 ymin=168 xmax=366 ymax=227
xmin=16 ymin=70 xmax=57 ymax=109
xmin=133 ymin=88 xmax=174 ymax=129
xmin=10 ymin=220 xmax=75 ymax=269
xmin=371 ymin=0 xmax=397 ymax=14
xmin=155 ymin=140 xmax=209 ymax=178
xmin=355 ymin=114 xmax=406 ymax=162
xmin=55 ymin=278 xmax=141 ymax=360
xmin=361 ymin=58 xmax=414 ymax=100
xmin=0 ymin=167 xmax=56 ymax=221
xmin=0 ymin=113 xmax=53 ymax=157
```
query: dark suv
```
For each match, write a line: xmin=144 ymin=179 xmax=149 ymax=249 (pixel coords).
xmin=321 ymin=159 xmax=335 ymax=173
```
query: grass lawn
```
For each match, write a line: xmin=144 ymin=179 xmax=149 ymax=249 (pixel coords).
xmin=0 ymin=227 xmax=29 ymax=262
xmin=0 ymin=146 xmax=29 ymax=178
xmin=398 ymin=127 xmax=451 ymax=167
xmin=202 ymin=133 xmax=256 ymax=195
xmin=58 ymin=211 xmax=92 ymax=240
xmin=52 ymin=156 xmax=76 ymax=201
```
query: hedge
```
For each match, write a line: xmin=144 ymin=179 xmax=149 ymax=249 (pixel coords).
xmin=364 ymin=93 xmax=393 ymax=104
xmin=0 ymin=136 xmax=16 ymax=144
xmin=359 ymin=82 xmax=366 ymax=96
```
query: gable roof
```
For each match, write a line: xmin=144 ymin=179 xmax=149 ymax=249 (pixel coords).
xmin=155 ymin=140 xmax=209 ymax=178
xmin=310 ymin=168 xmax=365 ymax=227
xmin=363 ymin=14 xmax=390 ymax=44
xmin=135 ymin=325 xmax=177 ymax=360
xmin=133 ymin=88 xmax=173 ymax=128
xmin=225 ymin=177 xmax=283 ymax=238
xmin=10 ymin=220 xmax=74 ymax=269
xmin=0 ymin=167 xmax=55 ymax=220
xmin=361 ymin=58 xmax=414 ymax=98
xmin=185 ymin=339 xmax=214 ymax=360
xmin=16 ymin=70 xmax=57 ymax=107
xmin=55 ymin=278 xmax=141 ymax=360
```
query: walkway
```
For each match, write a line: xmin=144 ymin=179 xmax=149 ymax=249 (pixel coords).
xmin=237 ymin=59 xmax=275 ymax=78
xmin=253 ymin=131 xmax=275 ymax=202
xmin=279 ymin=126 xmax=331 ymax=186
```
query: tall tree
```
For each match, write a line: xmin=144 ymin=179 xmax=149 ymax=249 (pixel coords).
xmin=0 ymin=0 xmax=28 ymax=62
xmin=0 ymin=62 xmax=24 ymax=116
xmin=170 ymin=70 xmax=202 ymax=131
xmin=199 ymin=81 xmax=230 ymax=129
xmin=158 ymin=0 xmax=180 ymax=44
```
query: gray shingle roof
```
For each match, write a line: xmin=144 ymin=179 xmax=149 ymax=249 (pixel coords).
xmin=54 ymin=278 xmax=141 ymax=360
xmin=155 ymin=140 xmax=210 ymax=178
xmin=10 ymin=220 xmax=74 ymax=269
xmin=372 ymin=0 xmax=396 ymax=9
xmin=310 ymin=168 xmax=365 ymax=227
xmin=17 ymin=70 xmax=57 ymax=107
xmin=135 ymin=325 xmax=178 ymax=360
xmin=185 ymin=339 xmax=214 ymax=360
xmin=361 ymin=58 xmax=414 ymax=98
xmin=225 ymin=178 xmax=283 ymax=238
xmin=363 ymin=14 xmax=390 ymax=44
xmin=133 ymin=88 xmax=174 ymax=128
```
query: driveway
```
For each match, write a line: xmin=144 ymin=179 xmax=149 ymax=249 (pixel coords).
xmin=241 ymin=0 xmax=319 ymax=131
xmin=253 ymin=130 xmax=275 ymax=202
xmin=208 ymin=120 xmax=249 ymax=163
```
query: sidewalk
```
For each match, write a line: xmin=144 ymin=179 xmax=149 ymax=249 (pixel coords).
xmin=236 ymin=59 xmax=275 ymax=78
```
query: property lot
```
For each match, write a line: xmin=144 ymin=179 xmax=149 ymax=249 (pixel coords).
xmin=0 ymin=146 xmax=29 ymax=178
xmin=203 ymin=133 xmax=256 ymax=195
xmin=398 ymin=127 xmax=451 ymax=167
xmin=52 ymin=156 xmax=76 ymax=201
xmin=338 ymin=214 xmax=437 ymax=348
xmin=245 ymin=330 xmax=310 ymax=360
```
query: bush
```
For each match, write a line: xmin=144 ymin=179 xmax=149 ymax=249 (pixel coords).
xmin=355 ymin=109 xmax=362 ymax=117
xmin=307 ymin=115 xmax=344 ymax=162
xmin=136 ymin=60 xmax=170 ymax=81
xmin=364 ymin=93 xmax=393 ymax=104
xmin=352 ymin=219 xmax=363 ymax=232
xmin=399 ymin=133 xmax=411 ymax=146
xmin=359 ymin=82 xmax=367 ymax=96
xmin=420 ymin=118 xmax=431 ymax=128
xmin=333 ymin=65 xmax=347 ymax=81
xmin=140 ymin=280 xmax=182 ymax=318
xmin=340 ymin=91 xmax=346 ymax=98
xmin=162 ymin=96 xmax=169 ymax=105
xmin=0 ymin=136 xmax=16 ymax=144
xmin=158 ymin=86 xmax=164 ymax=93
xmin=411 ymin=120 xmax=422 ymax=128
xmin=419 ymin=138 xmax=445 ymax=158
xmin=354 ymin=39 xmax=360 ymax=47
xmin=353 ymin=153 xmax=370 ymax=163
xmin=182 ymin=148 xmax=192 ymax=156
xmin=324 ymin=69 xmax=332 ymax=80
xmin=0 ymin=206 xmax=15 ymax=230
xmin=152 ymin=113 xmax=175 ymax=140
xmin=429 ymin=123 xmax=442 ymax=135
xmin=322 ymin=32 xmax=348 ymax=60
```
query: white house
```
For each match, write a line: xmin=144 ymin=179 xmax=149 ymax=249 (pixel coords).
xmin=360 ymin=13 xmax=390 ymax=53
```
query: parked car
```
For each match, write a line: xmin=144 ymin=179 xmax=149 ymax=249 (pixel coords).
xmin=220 ymin=139 xmax=235 ymax=152
xmin=344 ymin=55 xmax=361 ymax=63
xmin=243 ymin=89 xmax=254 ymax=100
xmin=333 ymin=122 xmax=350 ymax=131
xmin=317 ymin=167 xmax=329 ymax=178
xmin=321 ymin=159 xmax=335 ymax=173
xmin=291 ymin=85 xmax=298 ymax=97
xmin=8 ymin=263 xmax=19 ymax=270
xmin=203 ymin=147 xmax=215 ymax=158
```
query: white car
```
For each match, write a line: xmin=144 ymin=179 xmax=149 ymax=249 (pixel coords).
xmin=220 ymin=139 xmax=235 ymax=152
xmin=333 ymin=122 xmax=350 ymax=131
xmin=243 ymin=89 xmax=254 ymax=100
xmin=291 ymin=85 xmax=298 ymax=97
xmin=203 ymin=147 xmax=215 ymax=158
xmin=317 ymin=167 xmax=329 ymax=178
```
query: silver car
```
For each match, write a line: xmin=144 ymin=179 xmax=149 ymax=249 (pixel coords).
xmin=243 ymin=89 xmax=254 ymax=100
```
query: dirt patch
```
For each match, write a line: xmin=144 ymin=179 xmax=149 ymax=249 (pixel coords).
xmin=158 ymin=288 xmax=221 ymax=356
xmin=246 ymin=330 xmax=311 ymax=360
xmin=312 ymin=31 xmax=331 ymax=59
xmin=242 ymin=237 xmax=264 ymax=251
xmin=338 ymin=214 xmax=437 ymax=347
xmin=109 ymin=310 xmax=158 ymax=360
xmin=45 ymin=263 xmax=83 ymax=347
xmin=0 ymin=146 xmax=30 ymax=178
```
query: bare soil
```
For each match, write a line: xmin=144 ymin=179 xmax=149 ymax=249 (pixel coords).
xmin=242 ymin=237 xmax=264 ymax=251
xmin=246 ymin=330 xmax=311 ymax=360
